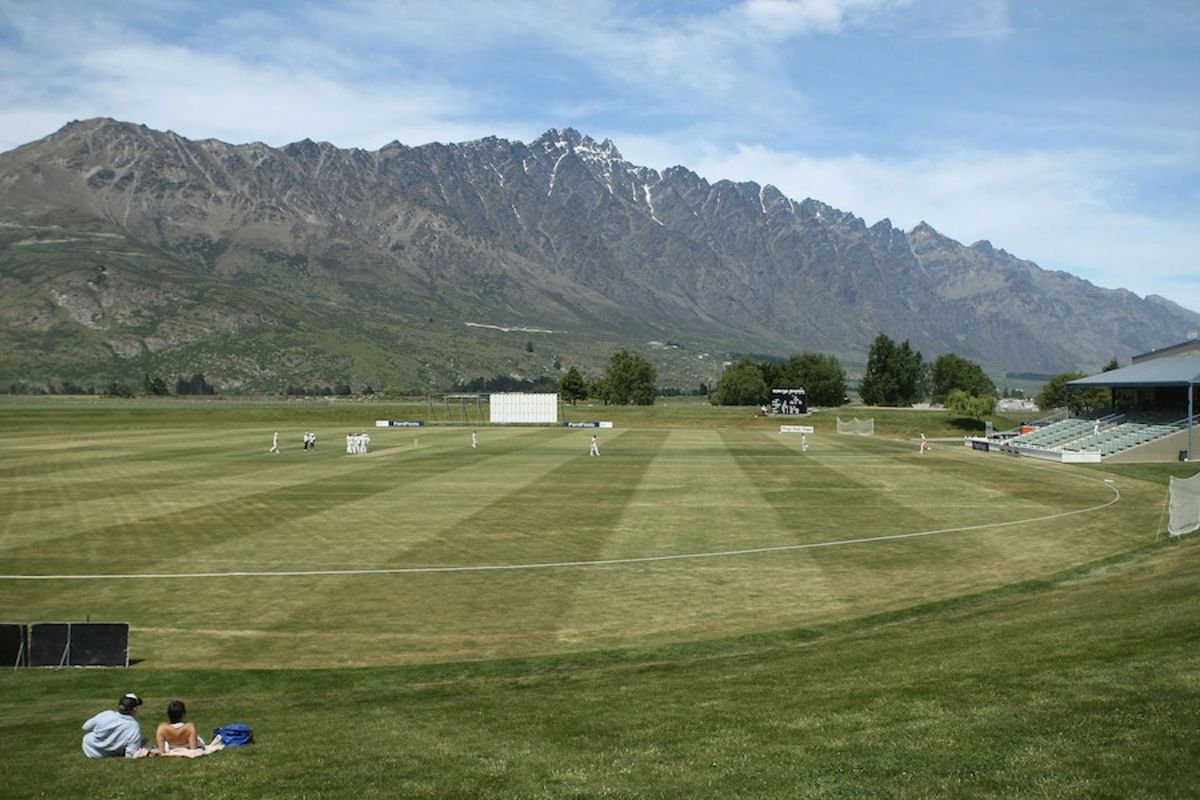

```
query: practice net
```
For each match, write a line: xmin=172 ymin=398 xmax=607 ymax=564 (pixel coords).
xmin=1168 ymin=472 xmax=1200 ymax=537
xmin=836 ymin=417 xmax=875 ymax=436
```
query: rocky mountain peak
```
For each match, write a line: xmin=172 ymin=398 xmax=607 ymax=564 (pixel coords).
xmin=908 ymin=220 xmax=957 ymax=249
xmin=1 ymin=118 xmax=1198 ymax=392
xmin=282 ymin=138 xmax=323 ymax=160
xmin=534 ymin=127 xmax=623 ymax=162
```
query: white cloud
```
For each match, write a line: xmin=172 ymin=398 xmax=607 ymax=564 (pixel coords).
xmin=74 ymin=43 xmax=490 ymax=147
xmin=738 ymin=0 xmax=908 ymax=35
xmin=0 ymin=0 xmax=882 ymax=150
xmin=0 ymin=6 xmax=527 ymax=150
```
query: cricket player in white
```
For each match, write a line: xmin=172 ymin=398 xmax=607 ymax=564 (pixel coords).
xmin=589 ymin=434 xmax=600 ymax=456
xmin=801 ymin=434 xmax=808 ymax=452
xmin=920 ymin=433 xmax=931 ymax=454
xmin=471 ymin=431 xmax=478 ymax=449
xmin=269 ymin=432 xmax=280 ymax=454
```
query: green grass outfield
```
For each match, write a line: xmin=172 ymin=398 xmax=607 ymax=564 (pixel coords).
xmin=0 ymin=398 xmax=1197 ymax=798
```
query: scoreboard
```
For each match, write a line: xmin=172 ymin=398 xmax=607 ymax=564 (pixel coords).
xmin=770 ymin=387 xmax=808 ymax=415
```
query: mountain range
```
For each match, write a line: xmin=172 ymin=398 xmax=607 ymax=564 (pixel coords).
xmin=1 ymin=118 xmax=1196 ymax=393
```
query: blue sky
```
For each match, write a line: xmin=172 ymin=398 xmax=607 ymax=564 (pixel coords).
xmin=2 ymin=0 xmax=1198 ymax=313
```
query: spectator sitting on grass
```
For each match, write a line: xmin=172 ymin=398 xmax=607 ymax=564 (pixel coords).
xmin=82 ymin=693 xmax=152 ymax=758
xmin=156 ymin=700 xmax=225 ymax=758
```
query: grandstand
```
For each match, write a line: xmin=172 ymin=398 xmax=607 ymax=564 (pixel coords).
xmin=1002 ymin=340 xmax=1199 ymax=463
xmin=1008 ymin=413 xmax=1195 ymax=461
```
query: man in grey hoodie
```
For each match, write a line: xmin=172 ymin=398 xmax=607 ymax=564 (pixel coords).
xmin=82 ymin=693 xmax=147 ymax=758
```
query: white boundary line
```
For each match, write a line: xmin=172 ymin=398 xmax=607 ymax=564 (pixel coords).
xmin=0 ymin=478 xmax=1120 ymax=581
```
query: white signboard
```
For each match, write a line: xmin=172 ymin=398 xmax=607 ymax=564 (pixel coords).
xmin=779 ymin=425 xmax=814 ymax=433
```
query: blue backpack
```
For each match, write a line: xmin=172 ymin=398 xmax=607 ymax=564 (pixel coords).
xmin=212 ymin=723 xmax=254 ymax=747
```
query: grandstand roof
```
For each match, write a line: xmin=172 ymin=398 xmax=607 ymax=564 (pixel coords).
xmin=1132 ymin=339 xmax=1200 ymax=364
xmin=1068 ymin=355 xmax=1200 ymax=388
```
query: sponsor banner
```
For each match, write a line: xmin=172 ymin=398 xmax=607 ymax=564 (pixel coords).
xmin=599 ymin=421 xmax=614 ymax=429
xmin=971 ymin=439 xmax=990 ymax=452
xmin=779 ymin=425 xmax=814 ymax=434
xmin=564 ymin=421 xmax=600 ymax=428
xmin=376 ymin=420 xmax=425 ymax=428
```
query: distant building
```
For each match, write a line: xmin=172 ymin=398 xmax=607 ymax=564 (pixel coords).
xmin=997 ymin=398 xmax=1038 ymax=413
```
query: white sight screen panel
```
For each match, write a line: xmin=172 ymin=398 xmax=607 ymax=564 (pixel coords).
xmin=489 ymin=393 xmax=559 ymax=424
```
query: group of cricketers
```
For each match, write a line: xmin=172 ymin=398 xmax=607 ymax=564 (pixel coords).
xmin=265 ymin=429 xmax=944 ymax=457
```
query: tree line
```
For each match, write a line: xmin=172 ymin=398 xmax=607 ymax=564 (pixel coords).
xmin=706 ymin=333 xmax=1112 ymax=419
xmin=2 ymin=340 xmax=1115 ymax=416
xmin=1 ymin=373 xmax=221 ymax=397
xmin=285 ymin=383 xmax=357 ymax=397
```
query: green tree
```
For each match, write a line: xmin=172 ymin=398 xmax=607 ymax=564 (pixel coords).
xmin=603 ymin=351 xmax=657 ymax=405
xmin=103 ymin=381 xmax=134 ymax=398
xmin=143 ymin=374 xmax=170 ymax=396
xmin=1035 ymin=373 xmax=1080 ymax=411
xmin=776 ymin=352 xmax=848 ymax=407
xmin=946 ymin=388 xmax=997 ymax=419
xmin=713 ymin=360 xmax=768 ymax=406
xmin=559 ymin=366 xmax=588 ymax=405
xmin=175 ymin=373 xmax=216 ymax=395
xmin=858 ymin=334 xmax=927 ymax=406
xmin=1035 ymin=372 xmax=1110 ymax=415
xmin=930 ymin=354 xmax=995 ymax=404
xmin=590 ymin=376 xmax=611 ymax=405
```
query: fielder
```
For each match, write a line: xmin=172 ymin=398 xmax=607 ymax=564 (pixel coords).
xmin=269 ymin=432 xmax=280 ymax=454
xmin=589 ymin=434 xmax=600 ymax=456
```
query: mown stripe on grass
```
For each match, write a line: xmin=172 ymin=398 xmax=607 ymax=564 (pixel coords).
xmin=391 ymin=427 xmax=668 ymax=565
xmin=206 ymin=429 xmax=670 ymax=659
xmin=0 ymin=428 xmax=566 ymax=573
xmin=0 ymin=427 xmax=253 ymax=482
xmin=1 ymin=451 xmax=329 ymax=516
xmin=598 ymin=429 xmax=788 ymax=555
xmin=717 ymin=429 xmax=958 ymax=546
xmin=553 ymin=428 xmax=850 ymax=649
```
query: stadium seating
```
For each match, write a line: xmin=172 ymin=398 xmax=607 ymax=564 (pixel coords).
xmin=1011 ymin=412 xmax=1195 ymax=459
xmin=1049 ymin=415 xmax=1195 ymax=457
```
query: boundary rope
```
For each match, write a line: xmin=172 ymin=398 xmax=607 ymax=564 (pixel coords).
xmin=0 ymin=478 xmax=1121 ymax=582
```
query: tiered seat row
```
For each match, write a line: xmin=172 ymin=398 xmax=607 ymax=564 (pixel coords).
xmin=1007 ymin=410 xmax=1195 ymax=460
xmin=1011 ymin=417 xmax=1108 ymax=448
xmin=1063 ymin=417 xmax=1192 ymax=457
